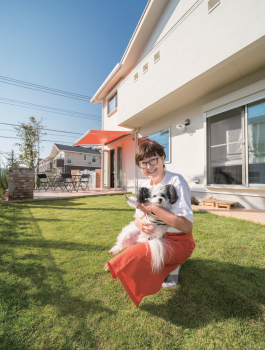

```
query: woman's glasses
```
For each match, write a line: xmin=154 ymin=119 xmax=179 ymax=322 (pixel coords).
xmin=138 ymin=157 xmax=159 ymax=169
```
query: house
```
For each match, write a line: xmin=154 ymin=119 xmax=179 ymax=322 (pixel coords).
xmin=75 ymin=0 xmax=265 ymax=210
xmin=38 ymin=156 xmax=53 ymax=173
xmin=38 ymin=143 xmax=101 ymax=174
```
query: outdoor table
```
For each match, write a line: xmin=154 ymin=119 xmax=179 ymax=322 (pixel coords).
xmin=47 ymin=175 xmax=63 ymax=191
xmin=41 ymin=174 xmax=89 ymax=192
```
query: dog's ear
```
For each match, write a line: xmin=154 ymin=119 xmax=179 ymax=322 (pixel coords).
xmin=137 ymin=187 xmax=150 ymax=203
xmin=165 ymin=185 xmax=178 ymax=204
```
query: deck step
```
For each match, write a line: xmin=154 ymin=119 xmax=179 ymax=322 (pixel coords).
xmin=201 ymin=199 xmax=237 ymax=210
xmin=201 ymin=199 xmax=216 ymax=207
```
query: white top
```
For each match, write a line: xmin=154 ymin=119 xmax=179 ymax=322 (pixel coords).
xmin=137 ymin=171 xmax=193 ymax=233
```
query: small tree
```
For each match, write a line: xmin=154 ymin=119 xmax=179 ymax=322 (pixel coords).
xmin=15 ymin=117 xmax=46 ymax=169
xmin=6 ymin=150 xmax=20 ymax=168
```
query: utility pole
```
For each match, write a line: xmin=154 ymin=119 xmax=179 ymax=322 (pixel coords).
xmin=37 ymin=129 xmax=40 ymax=172
xmin=11 ymin=150 xmax=14 ymax=166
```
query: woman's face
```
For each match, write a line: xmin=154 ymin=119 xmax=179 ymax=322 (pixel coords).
xmin=138 ymin=154 xmax=165 ymax=182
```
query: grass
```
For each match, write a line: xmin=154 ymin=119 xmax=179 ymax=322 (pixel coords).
xmin=0 ymin=195 xmax=264 ymax=350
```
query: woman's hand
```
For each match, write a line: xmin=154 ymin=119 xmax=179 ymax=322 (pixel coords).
xmin=136 ymin=201 xmax=153 ymax=215
xmin=135 ymin=214 xmax=155 ymax=235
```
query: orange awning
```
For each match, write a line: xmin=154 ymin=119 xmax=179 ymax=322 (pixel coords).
xmin=74 ymin=130 xmax=131 ymax=146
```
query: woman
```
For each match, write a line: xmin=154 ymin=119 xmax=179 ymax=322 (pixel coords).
xmin=105 ymin=140 xmax=195 ymax=307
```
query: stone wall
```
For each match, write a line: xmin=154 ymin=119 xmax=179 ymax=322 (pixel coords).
xmin=95 ymin=169 xmax=101 ymax=188
xmin=8 ymin=167 xmax=34 ymax=201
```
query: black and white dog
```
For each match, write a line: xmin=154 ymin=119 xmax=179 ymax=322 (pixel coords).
xmin=109 ymin=185 xmax=178 ymax=273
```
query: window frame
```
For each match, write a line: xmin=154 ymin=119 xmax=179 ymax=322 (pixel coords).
xmin=91 ymin=155 xmax=96 ymax=163
xmin=108 ymin=92 xmax=118 ymax=115
xmin=204 ymin=87 xmax=265 ymax=189
xmin=138 ymin=126 xmax=171 ymax=164
xmin=83 ymin=154 xmax=87 ymax=161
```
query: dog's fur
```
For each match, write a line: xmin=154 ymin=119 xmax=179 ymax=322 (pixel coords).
xmin=109 ymin=185 xmax=178 ymax=273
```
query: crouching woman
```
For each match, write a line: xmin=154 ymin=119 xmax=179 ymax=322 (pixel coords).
xmin=105 ymin=140 xmax=195 ymax=307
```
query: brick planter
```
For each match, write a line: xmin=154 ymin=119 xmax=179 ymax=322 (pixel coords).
xmin=8 ymin=167 xmax=34 ymax=201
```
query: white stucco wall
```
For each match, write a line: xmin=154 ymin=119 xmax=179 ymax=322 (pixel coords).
xmin=136 ymin=0 xmax=198 ymax=64
xmin=117 ymin=0 xmax=265 ymax=125
xmin=136 ymin=100 xmax=204 ymax=191
xmin=99 ymin=0 xmax=265 ymax=208
xmin=102 ymin=98 xmax=132 ymax=132
xmin=132 ymin=70 xmax=265 ymax=209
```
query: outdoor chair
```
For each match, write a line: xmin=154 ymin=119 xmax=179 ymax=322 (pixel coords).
xmin=78 ymin=174 xmax=90 ymax=191
xmin=60 ymin=173 xmax=74 ymax=193
xmin=48 ymin=175 xmax=63 ymax=191
xmin=37 ymin=173 xmax=50 ymax=191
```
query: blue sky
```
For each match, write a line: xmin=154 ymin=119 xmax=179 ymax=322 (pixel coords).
xmin=0 ymin=0 xmax=147 ymax=165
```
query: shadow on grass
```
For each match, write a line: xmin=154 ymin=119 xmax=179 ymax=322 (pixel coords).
xmin=0 ymin=237 xmax=107 ymax=251
xmin=0 ymin=206 xmax=115 ymax=349
xmin=140 ymin=258 xmax=264 ymax=329
xmin=21 ymin=205 xmax=134 ymax=211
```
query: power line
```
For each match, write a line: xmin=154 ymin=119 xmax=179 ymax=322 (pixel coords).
xmin=0 ymin=75 xmax=92 ymax=101
xmin=0 ymin=128 xmax=78 ymax=138
xmin=0 ymin=122 xmax=84 ymax=135
xmin=0 ymin=122 xmax=83 ymax=135
xmin=0 ymin=80 xmax=91 ymax=102
xmin=0 ymin=97 xmax=102 ymax=120
xmin=0 ymin=135 xmax=74 ymax=144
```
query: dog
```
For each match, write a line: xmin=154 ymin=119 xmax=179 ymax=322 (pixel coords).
xmin=109 ymin=184 xmax=178 ymax=273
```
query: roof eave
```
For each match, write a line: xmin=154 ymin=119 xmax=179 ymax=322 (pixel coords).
xmin=90 ymin=63 xmax=122 ymax=104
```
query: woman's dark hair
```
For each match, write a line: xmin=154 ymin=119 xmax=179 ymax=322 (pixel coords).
xmin=135 ymin=140 xmax=166 ymax=165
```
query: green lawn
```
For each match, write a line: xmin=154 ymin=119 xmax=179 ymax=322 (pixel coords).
xmin=0 ymin=195 xmax=264 ymax=350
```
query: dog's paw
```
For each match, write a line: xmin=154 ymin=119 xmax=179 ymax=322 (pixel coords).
xmin=125 ymin=196 xmax=138 ymax=208
xmin=108 ymin=246 xmax=121 ymax=254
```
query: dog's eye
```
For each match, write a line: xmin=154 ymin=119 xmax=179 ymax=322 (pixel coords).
xmin=161 ymin=194 xmax=165 ymax=198
xmin=153 ymin=195 xmax=157 ymax=198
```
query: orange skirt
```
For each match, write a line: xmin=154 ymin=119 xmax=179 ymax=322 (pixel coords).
xmin=106 ymin=232 xmax=195 ymax=307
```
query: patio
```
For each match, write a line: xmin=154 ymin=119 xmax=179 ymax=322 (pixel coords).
xmin=33 ymin=188 xmax=131 ymax=200
xmin=192 ymin=204 xmax=265 ymax=226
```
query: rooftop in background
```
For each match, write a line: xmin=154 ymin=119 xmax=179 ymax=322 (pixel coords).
xmin=54 ymin=144 xmax=101 ymax=155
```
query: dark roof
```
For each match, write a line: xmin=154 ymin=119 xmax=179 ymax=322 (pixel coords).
xmin=54 ymin=144 xmax=101 ymax=155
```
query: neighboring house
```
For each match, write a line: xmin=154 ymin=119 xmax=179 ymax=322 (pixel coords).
xmin=38 ymin=144 xmax=101 ymax=174
xmin=76 ymin=0 xmax=265 ymax=210
xmin=38 ymin=156 xmax=53 ymax=173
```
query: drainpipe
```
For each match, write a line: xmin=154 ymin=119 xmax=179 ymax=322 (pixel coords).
xmin=101 ymin=102 xmax=105 ymax=189
xmin=134 ymin=129 xmax=139 ymax=194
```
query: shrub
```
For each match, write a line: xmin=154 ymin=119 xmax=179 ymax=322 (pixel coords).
xmin=0 ymin=168 xmax=8 ymax=200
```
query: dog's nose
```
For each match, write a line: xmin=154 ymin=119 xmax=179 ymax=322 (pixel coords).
xmin=158 ymin=198 xmax=162 ymax=203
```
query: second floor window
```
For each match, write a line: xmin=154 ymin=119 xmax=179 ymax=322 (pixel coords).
xmin=108 ymin=93 xmax=117 ymax=114
xmin=83 ymin=155 xmax=87 ymax=161
xmin=92 ymin=156 xmax=96 ymax=163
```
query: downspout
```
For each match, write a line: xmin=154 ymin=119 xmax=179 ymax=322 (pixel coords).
xmin=134 ymin=129 xmax=139 ymax=194
xmin=101 ymin=103 xmax=104 ymax=189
